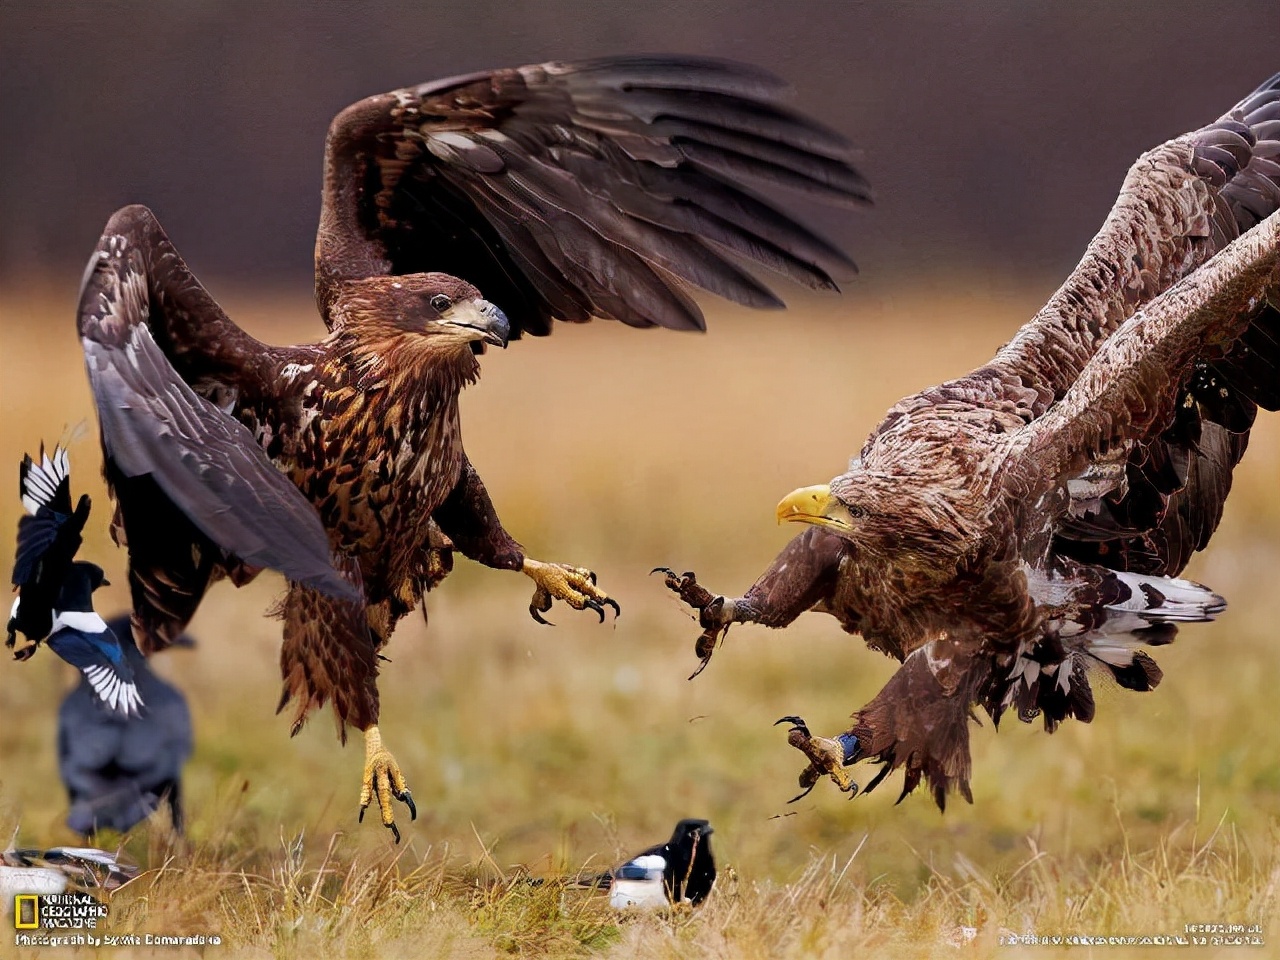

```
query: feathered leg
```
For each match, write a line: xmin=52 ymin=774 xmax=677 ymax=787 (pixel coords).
xmin=658 ymin=526 xmax=853 ymax=677
xmin=434 ymin=457 xmax=620 ymax=623
xmin=276 ymin=558 xmax=416 ymax=843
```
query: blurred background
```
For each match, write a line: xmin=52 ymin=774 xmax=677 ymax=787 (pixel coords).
xmin=2 ymin=3 xmax=1280 ymax=955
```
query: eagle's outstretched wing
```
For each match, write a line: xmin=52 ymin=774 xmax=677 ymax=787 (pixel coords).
xmin=78 ymin=205 xmax=355 ymax=647
xmin=995 ymin=74 xmax=1280 ymax=577
xmin=1006 ymin=209 xmax=1280 ymax=540
xmin=315 ymin=55 xmax=870 ymax=334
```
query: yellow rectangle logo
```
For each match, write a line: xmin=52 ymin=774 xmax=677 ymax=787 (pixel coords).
xmin=14 ymin=894 xmax=38 ymax=929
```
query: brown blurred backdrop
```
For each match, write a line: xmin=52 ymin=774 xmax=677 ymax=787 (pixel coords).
xmin=2 ymin=1 xmax=1280 ymax=287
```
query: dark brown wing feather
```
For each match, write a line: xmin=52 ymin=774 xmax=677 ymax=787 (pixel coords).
xmin=998 ymin=75 xmax=1280 ymax=577
xmin=314 ymin=55 xmax=869 ymax=334
xmin=1007 ymin=210 xmax=1280 ymax=530
xmin=79 ymin=206 xmax=356 ymax=622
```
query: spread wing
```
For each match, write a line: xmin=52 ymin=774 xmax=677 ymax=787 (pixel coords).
xmin=315 ymin=55 xmax=869 ymax=334
xmin=991 ymin=74 xmax=1280 ymax=578
xmin=78 ymin=205 xmax=356 ymax=645
xmin=1005 ymin=208 xmax=1280 ymax=571
xmin=993 ymin=73 xmax=1280 ymax=413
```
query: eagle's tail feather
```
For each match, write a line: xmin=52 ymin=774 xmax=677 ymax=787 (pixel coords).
xmin=1001 ymin=568 xmax=1224 ymax=733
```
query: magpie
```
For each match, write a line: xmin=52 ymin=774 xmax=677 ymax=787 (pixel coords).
xmin=1 ymin=845 xmax=137 ymax=903
xmin=609 ymin=819 xmax=716 ymax=909
xmin=59 ymin=615 xmax=194 ymax=835
xmin=7 ymin=445 xmax=142 ymax=716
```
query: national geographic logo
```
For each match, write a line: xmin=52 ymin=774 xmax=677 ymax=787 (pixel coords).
xmin=12 ymin=892 xmax=107 ymax=930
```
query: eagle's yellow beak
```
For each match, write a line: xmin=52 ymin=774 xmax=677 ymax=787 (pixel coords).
xmin=776 ymin=484 xmax=856 ymax=532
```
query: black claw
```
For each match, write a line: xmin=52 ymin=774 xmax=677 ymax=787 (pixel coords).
xmin=585 ymin=599 xmax=605 ymax=623
xmin=402 ymin=790 xmax=417 ymax=821
xmin=588 ymin=570 xmax=598 ymax=585
xmin=775 ymin=715 xmax=809 ymax=731
xmin=603 ymin=598 xmax=621 ymax=618
xmin=358 ymin=805 xmax=367 ymax=824
xmin=650 ymin=566 xmax=676 ymax=577
xmin=530 ymin=606 xmax=553 ymax=626
xmin=787 ymin=783 xmax=816 ymax=804
xmin=688 ymin=655 xmax=713 ymax=681
xmin=387 ymin=821 xmax=401 ymax=845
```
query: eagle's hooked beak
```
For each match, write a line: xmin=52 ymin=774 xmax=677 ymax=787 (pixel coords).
xmin=776 ymin=484 xmax=856 ymax=533
xmin=443 ymin=298 xmax=511 ymax=348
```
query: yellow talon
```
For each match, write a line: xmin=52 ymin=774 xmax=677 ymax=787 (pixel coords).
xmin=521 ymin=558 xmax=620 ymax=624
xmin=775 ymin=716 xmax=860 ymax=803
xmin=359 ymin=725 xmax=416 ymax=843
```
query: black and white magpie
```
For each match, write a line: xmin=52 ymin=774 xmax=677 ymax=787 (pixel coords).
xmin=7 ymin=445 xmax=142 ymax=716
xmin=59 ymin=615 xmax=194 ymax=835
xmin=609 ymin=819 xmax=716 ymax=909
xmin=1 ymin=845 xmax=137 ymax=902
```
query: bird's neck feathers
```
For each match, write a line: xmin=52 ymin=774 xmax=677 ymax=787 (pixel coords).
xmin=326 ymin=308 xmax=481 ymax=403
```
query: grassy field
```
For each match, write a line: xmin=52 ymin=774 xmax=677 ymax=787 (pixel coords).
xmin=1 ymin=280 xmax=1278 ymax=959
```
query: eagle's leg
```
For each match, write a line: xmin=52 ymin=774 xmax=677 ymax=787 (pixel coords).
xmin=277 ymin=562 xmax=417 ymax=842
xmin=658 ymin=527 xmax=851 ymax=677
xmin=775 ymin=716 xmax=860 ymax=802
xmin=358 ymin=725 xmax=417 ymax=844
xmin=522 ymin=559 xmax=620 ymax=625
xmin=432 ymin=459 xmax=620 ymax=625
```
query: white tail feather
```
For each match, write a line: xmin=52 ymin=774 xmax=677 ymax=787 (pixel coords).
xmin=20 ymin=445 xmax=71 ymax=516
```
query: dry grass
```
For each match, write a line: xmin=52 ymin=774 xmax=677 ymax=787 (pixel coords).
xmin=1 ymin=278 xmax=1278 ymax=958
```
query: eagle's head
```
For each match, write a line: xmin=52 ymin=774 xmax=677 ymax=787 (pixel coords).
xmin=338 ymin=273 xmax=510 ymax=353
xmin=775 ymin=462 xmax=972 ymax=566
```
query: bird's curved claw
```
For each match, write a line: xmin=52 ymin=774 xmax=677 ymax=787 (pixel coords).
xmin=787 ymin=783 xmax=817 ymax=804
xmin=530 ymin=585 xmax=555 ymax=626
xmin=780 ymin=716 xmax=860 ymax=801
xmin=656 ymin=568 xmax=734 ymax=679
xmin=522 ymin=559 xmax=619 ymax=625
xmin=359 ymin=726 xmax=415 ymax=845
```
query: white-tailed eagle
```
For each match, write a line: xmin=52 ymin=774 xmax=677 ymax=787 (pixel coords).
xmin=662 ymin=72 xmax=1280 ymax=809
xmin=75 ymin=56 xmax=869 ymax=840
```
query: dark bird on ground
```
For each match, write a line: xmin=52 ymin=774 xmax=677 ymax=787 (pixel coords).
xmin=8 ymin=446 xmax=142 ymax=716
xmin=663 ymin=72 xmax=1280 ymax=808
xmin=59 ymin=615 xmax=194 ymax=836
xmin=608 ymin=819 xmax=716 ymax=909
xmin=75 ymin=55 xmax=870 ymax=841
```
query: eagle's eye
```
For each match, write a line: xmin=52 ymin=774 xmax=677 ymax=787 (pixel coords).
xmin=847 ymin=504 xmax=868 ymax=520
xmin=430 ymin=294 xmax=453 ymax=313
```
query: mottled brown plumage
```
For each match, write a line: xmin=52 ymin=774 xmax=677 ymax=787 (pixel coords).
xmin=75 ymin=55 xmax=870 ymax=840
xmin=666 ymin=72 xmax=1280 ymax=809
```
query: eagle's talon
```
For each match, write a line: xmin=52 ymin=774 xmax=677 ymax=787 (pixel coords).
xmin=397 ymin=788 xmax=417 ymax=821
xmin=522 ymin=559 xmax=616 ymax=625
xmin=659 ymin=568 xmax=733 ymax=674
xmin=360 ymin=725 xmax=413 ymax=844
xmin=787 ymin=783 xmax=817 ymax=804
xmin=529 ymin=585 xmax=555 ymax=625
xmin=777 ymin=716 xmax=860 ymax=800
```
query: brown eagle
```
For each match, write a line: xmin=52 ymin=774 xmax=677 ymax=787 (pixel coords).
xmin=76 ymin=56 xmax=869 ymax=840
xmin=662 ymin=72 xmax=1280 ymax=808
